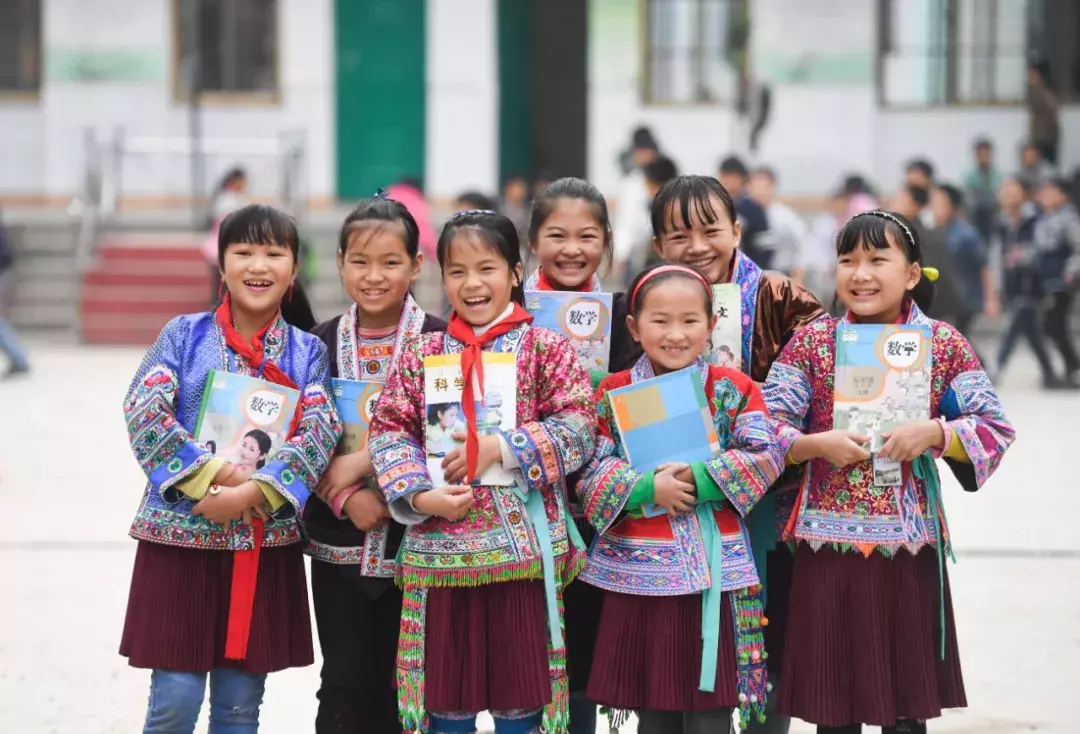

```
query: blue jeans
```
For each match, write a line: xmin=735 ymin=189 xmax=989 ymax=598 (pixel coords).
xmin=0 ymin=279 xmax=28 ymax=370
xmin=143 ymin=668 xmax=267 ymax=733
xmin=429 ymin=709 xmax=542 ymax=734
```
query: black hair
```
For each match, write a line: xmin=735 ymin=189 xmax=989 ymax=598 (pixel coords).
xmin=627 ymin=262 xmax=713 ymax=319
xmin=216 ymin=204 xmax=317 ymax=330
xmin=718 ymin=155 xmax=749 ymax=179
xmin=973 ymin=137 xmax=993 ymax=151
xmin=426 ymin=402 xmax=459 ymax=426
xmin=527 ymin=177 xmax=613 ymax=264
xmin=437 ymin=210 xmax=525 ymax=306
xmin=650 ymin=175 xmax=737 ymax=238
xmin=338 ymin=197 xmax=421 ymax=258
xmin=1043 ymin=176 xmax=1071 ymax=195
xmin=205 ymin=440 xmax=217 ymax=455
xmin=842 ymin=174 xmax=876 ymax=197
xmin=244 ymin=428 xmax=273 ymax=469
xmin=631 ymin=126 xmax=659 ymax=151
xmin=936 ymin=183 xmax=964 ymax=210
xmin=1028 ymin=59 xmax=1053 ymax=87
xmin=905 ymin=183 xmax=930 ymax=209
xmin=905 ymin=158 xmax=935 ymax=180
xmin=644 ymin=156 xmax=679 ymax=187
xmin=216 ymin=166 xmax=247 ymax=193
xmin=717 ymin=345 xmax=734 ymax=357
xmin=752 ymin=166 xmax=778 ymax=184
xmin=835 ymin=211 xmax=935 ymax=313
xmin=455 ymin=191 xmax=498 ymax=211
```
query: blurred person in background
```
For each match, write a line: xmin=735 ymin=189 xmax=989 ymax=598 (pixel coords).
xmin=993 ymin=176 xmax=1063 ymax=388
xmin=613 ymin=128 xmax=662 ymax=284
xmin=893 ymin=184 xmax=962 ymax=325
xmin=930 ymin=184 xmax=999 ymax=349
xmin=453 ymin=190 xmax=498 ymax=213
xmin=963 ymin=137 xmax=1002 ymax=242
xmin=1033 ymin=177 xmax=1080 ymax=385
xmin=719 ymin=155 xmax=771 ymax=269
xmin=903 ymin=160 xmax=935 ymax=227
xmin=386 ymin=178 xmax=438 ymax=261
xmin=499 ymin=173 xmax=532 ymax=241
xmin=749 ymin=166 xmax=807 ymax=284
xmin=1017 ymin=140 xmax=1056 ymax=192
xmin=804 ymin=190 xmax=848 ymax=307
xmin=617 ymin=155 xmax=679 ymax=277
xmin=532 ymin=170 xmax=554 ymax=199
xmin=0 ymin=208 xmax=29 ymax=379
xmin=1027 ymin=60 xmax=1060 ymax=167
xmin=841 ymin=174 xmax=879 ymax=218
xmin=202 ymin=167 xmax=251 ymax=304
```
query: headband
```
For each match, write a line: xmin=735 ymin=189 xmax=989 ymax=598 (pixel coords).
xmin=630 ymin=264 xmax=712 ymax=311
xmin=452 ymin=209 xmax=498 ymax=220
xmin=847 ymin=211 xmax=939 ymax=282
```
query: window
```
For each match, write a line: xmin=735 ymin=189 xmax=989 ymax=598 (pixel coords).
xmin=174 ymin=0 xmax=279 ymax=101
xmin=879 ymin=0 xmax=1031 ymax=106
xmin=1029 ymin=0 xmax=1080 ymax=102
xmin=643 ymin=0 xmax=749 ymax=105
xmin=0 ymin=0 xmax=42 ymax=94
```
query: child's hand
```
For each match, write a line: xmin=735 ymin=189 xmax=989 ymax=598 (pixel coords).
xmin=813 ymin=430 xmax=872 ymax=467
xmin=413 ymin=486 xmax=474 ymax=520
xmin=343 ymin=488 xmax=390 ymax=532
xmin=193 ymin=482 xmax=265 ymax=525
xmin=652 ymin=464 xmax=696 ymax=516
xmin=213 ymin=462 xmax=253 ymax=487
xmin=442 ymin=435 xmax=501 ymax=484
xmin=879 ymin=420 xmax=944 ymax=463
xmin=316 ymin=451 xmax=371 ymax=503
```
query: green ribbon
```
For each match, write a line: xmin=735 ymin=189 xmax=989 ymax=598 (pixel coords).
xmin=694 ymin=497 xmax=725 ymax=692
xmin=747 ymin=493 xmax=777 ymax=606
xmin=912 ymin=452 xmax=956 ymax=660
xmin=514 ymin=482 xmax=567 ymax=650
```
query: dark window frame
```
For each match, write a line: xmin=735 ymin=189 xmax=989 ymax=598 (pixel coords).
xmin=0 ymin=0 xmax=43 ymax=97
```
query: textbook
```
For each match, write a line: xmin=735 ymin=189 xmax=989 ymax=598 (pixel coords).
xmin=525 ymin=290 xmax=613 ymax=372
xmin=607 ymin=366 xmax=721 ymax=517
xmin=330 ymin=378 xmax=384 ymax=455
xmin=708 ymin=283 xmax=742 ymax=370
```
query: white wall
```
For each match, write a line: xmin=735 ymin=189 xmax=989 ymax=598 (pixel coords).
xmin=425 ymin=0 xmax=498 ymax=200
xmin=0 ymin=0 xmax=334 ymax=201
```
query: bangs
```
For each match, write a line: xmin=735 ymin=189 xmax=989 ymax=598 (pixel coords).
xmin=664 ymin=187 xmax=721 ymax=233
xmin=438 ymin=225 xmax=504 ymax=267
xmin=650 ymin=174 xmax=735 ymax=237
xmin=218 ymin=204 xmax=299 ymax=265
xmin=836 ymin=215 xmax=892 ymax=256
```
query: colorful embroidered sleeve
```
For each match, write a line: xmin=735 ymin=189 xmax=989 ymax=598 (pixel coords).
xmin=577 ymin=377 xmax=645 ymax=535
xmin=761 ymin=323 xmax=818 ymax=459
xmin=123 ymin=317 xmax=213 ymax=501
xmin=696 ymin=377 xmax=785 ymax=516
xmin=368 ymin=335 xmax=433 ymax=525
xmin=933 ymin=324 xmax=1015 ymax=491
xmin=501 ymin=331 xmax=597 ymax=495
xmin=251 ymin=340 xmax=342 ymax=517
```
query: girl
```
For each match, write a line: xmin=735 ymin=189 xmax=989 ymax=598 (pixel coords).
xmin=616 ymin=174 xmax=824 ymax=734
xmin=304 ymin=196 xmax=446 ymax=734
xmin=368 ymin=210 xmax=595 ymax=734
xmin=762 ymin=211 xmax=1015 ymax=733
xmin=236 ymin=429 xmax=272 ymax=474
xmin=120 ymin=204 xmax=342 ymax=732
xmin=579 ymin=264 xmax=785 ymax=734
xmin=525 ymin=177 xmax=617 ymax=734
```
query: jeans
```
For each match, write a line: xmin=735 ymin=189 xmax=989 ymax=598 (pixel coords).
xmin=429 ymin=710 xmax=542 ymax=734
xmin=0 ymin=276 xmax=28 ymax=371
xmin=996 ymin=303 xmax=1056 ymax=382
xmin=142 ymin=668 xmax=267 ymax=734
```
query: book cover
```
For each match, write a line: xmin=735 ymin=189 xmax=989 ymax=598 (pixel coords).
xmin=423 ymin=352 xmax=518 ymax=487
xmin=331 ymin=378 xmax=384 ymax=455
xmin=833 ymin=323 xmax=934 ymax=486
xmin=708 ymin=284 xmax=742 ymax=370
xmin=607 ymin=367 xmax=721 ymax=517
xmin=193 ymin=369 xmax=300 ymax=472
xmin=525 ymin=290 xmax=613 ymax=372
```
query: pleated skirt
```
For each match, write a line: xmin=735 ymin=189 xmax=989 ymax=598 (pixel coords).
xmin=777 ymin=544 xmax=966 ymax=727
xmin=587 ymin=591 xmax=739 ymax=711
xmin=424 ymin=580 xmax=552 ymax=714
xmin=120 ymin=540 xmax=314 ymax=674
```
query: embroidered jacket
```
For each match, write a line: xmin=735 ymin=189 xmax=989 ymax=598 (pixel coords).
xmin=123 ymin=312 xmax=341 ymax=551
xmin=368 ymin=324 xmax=596 ymax=587
xmin=304 ymin=297 xmax=445 ymax=576
xmin=579 ymin=358 xmax=785 ymax=596
xmin=762 ymin=305 xmax=1015 ymax=555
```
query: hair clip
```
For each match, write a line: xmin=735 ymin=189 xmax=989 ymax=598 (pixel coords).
xmin=920 ymin=266 xmax=940 ymax=282
xmin=451 ymin=209 xmax=497 ymax=220
xmin=372 ymin=188 xmax=389 ymax=201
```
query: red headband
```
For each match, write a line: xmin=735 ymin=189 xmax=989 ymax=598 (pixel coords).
xmin=630 ymin=264 xmax=712 ymax=311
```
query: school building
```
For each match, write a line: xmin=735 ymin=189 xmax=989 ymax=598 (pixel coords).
xmin=1 ymin=0 xmax=1078 ymax=208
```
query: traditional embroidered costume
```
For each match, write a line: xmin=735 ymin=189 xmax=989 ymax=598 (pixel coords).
xmin=304 ymin=294 xmax=444 ymax=733
xmin=367 ymin=308 xmax=596 ymax=733
xmin=578 ymin=356 xmax=785 ymax=728
xmin=762 ymin=304 xmax=1015 ymax=727
xmin=120 ymin=303 xmax=341 ymax=674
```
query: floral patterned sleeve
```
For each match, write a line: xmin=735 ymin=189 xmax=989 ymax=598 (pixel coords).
xmin=577 ymin=377 xmax=641 ymax=536
xmin=761 ymin=322 xmax=820 ymax=459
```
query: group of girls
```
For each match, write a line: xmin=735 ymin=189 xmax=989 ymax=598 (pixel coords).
xmin=120 ymin=172 xmax=1015 ymax=734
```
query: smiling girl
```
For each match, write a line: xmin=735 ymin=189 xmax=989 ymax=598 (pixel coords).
xmin=367 ymin=210 xmax=595 ymax=734
xmin=303 ymin=196 xmax=446 ymax=734
xmin=120 ymin=204 xmax=342 ymax=733
xmin=763 ymin=211 xmax=1015 ymax=734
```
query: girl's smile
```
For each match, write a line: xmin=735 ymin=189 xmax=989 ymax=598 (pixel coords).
xmin=531 ymin=197 xmax=606 ymax=289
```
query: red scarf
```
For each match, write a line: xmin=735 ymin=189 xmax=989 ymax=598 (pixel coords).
xmin=445 ymin=303 xmax=533 ymax=482
xmin=214 ymin=294 xmax=302 ymax=660
xmin=535 ymin=269 xmax=592 ymax=293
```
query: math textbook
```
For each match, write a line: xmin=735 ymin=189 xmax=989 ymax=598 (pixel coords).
xmin=331 ymin=378 xmax=384 ymax=455
xmin=525 ymin=290 xmax=613 ymax=372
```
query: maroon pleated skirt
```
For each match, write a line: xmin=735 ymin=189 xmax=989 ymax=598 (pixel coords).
xmin=424 ymin=580 xmax=552 ymax=713
xmin=120 ymin=541 xmax=314 ymax=674
xmin=777 ymin=544 xmax=966 ymax=727
xmin=587 ymin=591 xmax=738 ymax=711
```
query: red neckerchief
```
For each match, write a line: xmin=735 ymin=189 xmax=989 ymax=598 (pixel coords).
xmin=445 ymin=303 xmax=533 ymax=482
xmin=535 ymin=269 xmax=592 ymax=292
xmin=213 ymin=293 xmax=302 ymax=660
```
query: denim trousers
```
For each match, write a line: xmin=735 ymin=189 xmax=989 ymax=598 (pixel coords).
xmin=142 ymin=668 xmax=267 ymax=733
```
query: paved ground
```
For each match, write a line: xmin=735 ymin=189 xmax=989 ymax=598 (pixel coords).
xmin=0 ymin=339 xmax=1077 ymax=733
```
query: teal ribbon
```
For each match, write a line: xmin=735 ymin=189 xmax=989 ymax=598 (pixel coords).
xmin=514 ymin=482 xmax=565 ymax=650
xmin=912 ymin=452 xmax=956 ymax=660
xmin=695 ymin=500 xmax=724 ymax=692
xmin=747 ymin=494 xmax=777 ymax=606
